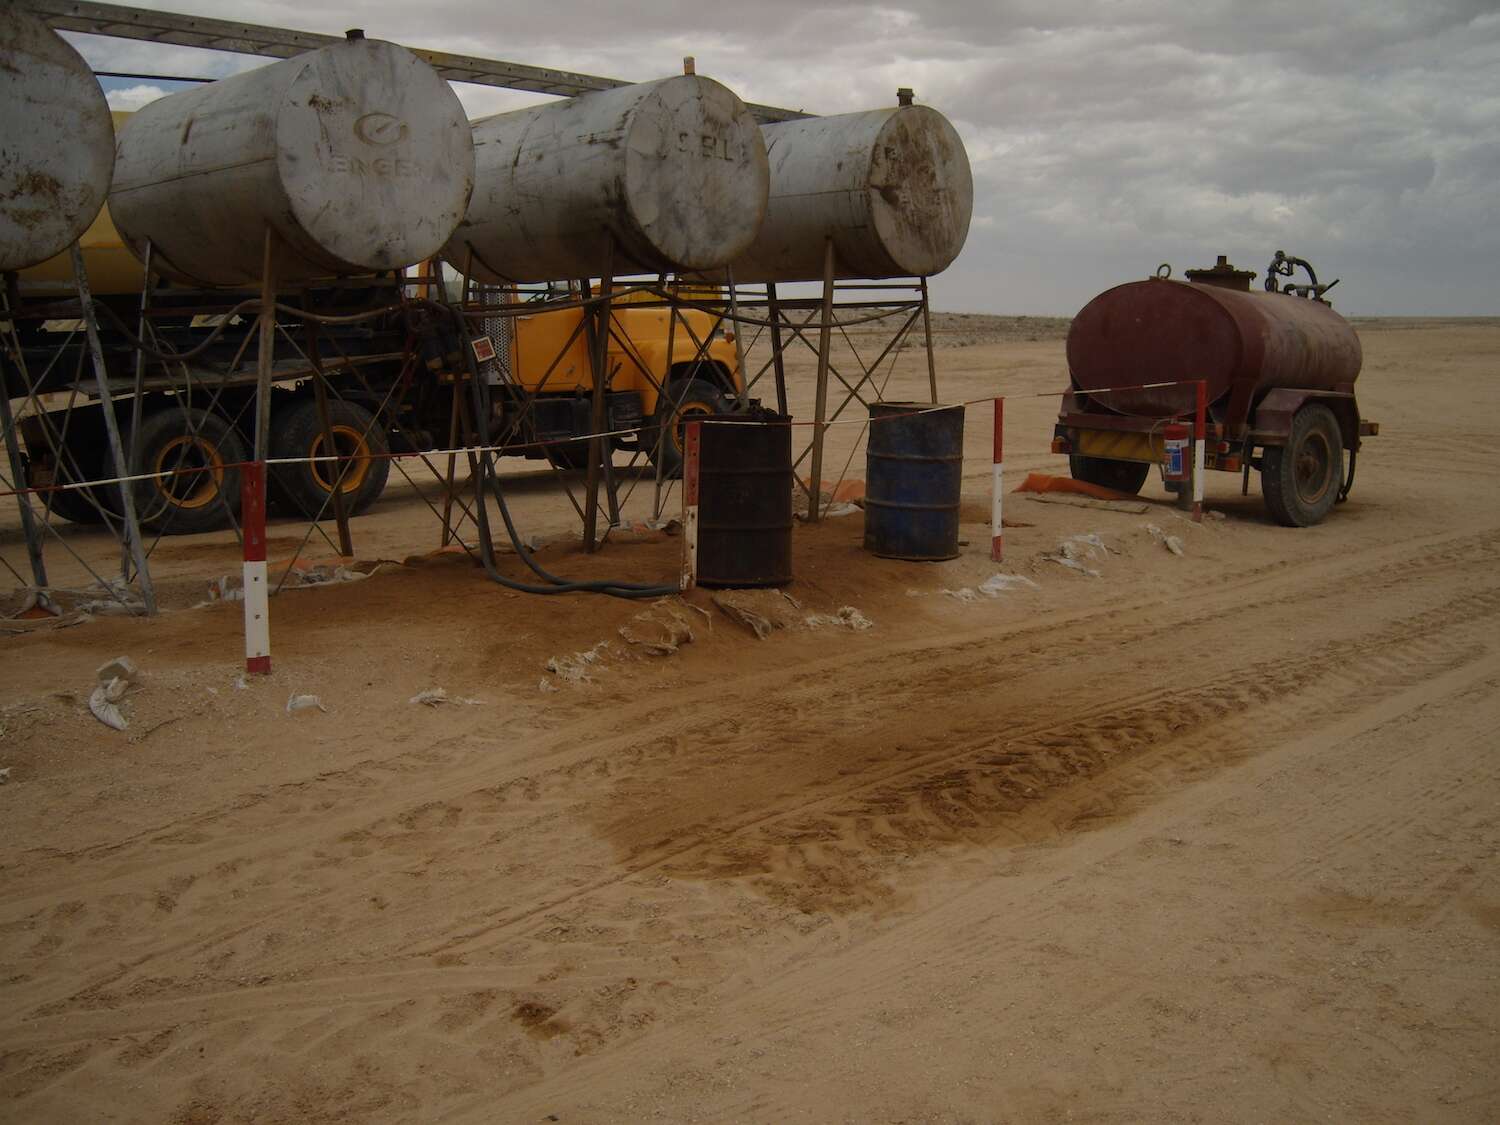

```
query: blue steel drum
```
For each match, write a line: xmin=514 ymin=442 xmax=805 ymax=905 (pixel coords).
xmin=864 ymin=401 xmax=965 ymax=561
xmin=698 ymin=411 xmax=793 ymax=588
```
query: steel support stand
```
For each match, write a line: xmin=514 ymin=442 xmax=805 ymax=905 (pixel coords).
xmin=71 ymin=244 xmax=156 ymax=615
xmin=725 ymin=268 xmax=750 ymax=408
xmin=253 ymin=228 xmax=278 ymax=461
xmin=0 ymin=281 xmax=47 ymax=586
xmin=436 ymin=259 xmax=467 ymax=548
xmin=920 ymin=275 xmax=938 ymax=405
xmin=651 ymin=275 xmax=680 ymax=521
xmin=440 ymin=383 xmax=464 ymax=548
xmin=807 ymin=238 xmax=837 ymax=523
xmin=582 ymin=240 xmax=615 ymax=552
xmin=305 ymin=317 xmax=354 ymax=556
xmin=766 ymin=281 xmax=789 ymax=416
xmin=124 ymin=240 xmax=154 ymax=578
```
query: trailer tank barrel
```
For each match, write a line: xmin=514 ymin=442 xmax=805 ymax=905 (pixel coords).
xmin=109 ymin=34 xmax=475 ymax=287
xmin=0 ymin=11 xmax=115 ymax=273
xmin=1066 ymin=275 xmax=1363 ymax=418
xmin=721 ymin=104 xmax=973 ymax=283
xmin=443 ymin=74 xmax=769 ymax=283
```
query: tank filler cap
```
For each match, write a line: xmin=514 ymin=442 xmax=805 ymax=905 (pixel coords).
xmin=897 ymin=87 xmax=915 ymax=107
xmin=1184 ymin=254 xmax=1257 ymax=291
xmin=345 ymin=28 xmax=365 ymax=41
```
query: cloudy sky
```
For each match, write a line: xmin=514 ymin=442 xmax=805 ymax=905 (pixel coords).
xmin=63 ymin=1 xmax=1499 ymax=316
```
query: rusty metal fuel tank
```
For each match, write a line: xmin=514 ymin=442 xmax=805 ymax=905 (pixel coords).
xmin=721 ymin=103 xmax=973 ymax=283
xmin=109 ymin=31 xmax=474 ymax=287
xmin=444 ymin=74 xmax=769 ymax=283
xmin=0 ymin=11 xmax=115 ymax=273
xmin=1066 ymin=258 xmax=1363 ymax=418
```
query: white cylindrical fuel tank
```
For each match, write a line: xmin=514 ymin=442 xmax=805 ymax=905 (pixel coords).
xmin=725 ymin=105 xmax=973 ymax=282
xmin=444 ymin=75 xmax=769 ymax=283
xmin=0 ymin=11 xmax=115 ymax=273
xmin=110 ymin=32 xmax=475 ymax=288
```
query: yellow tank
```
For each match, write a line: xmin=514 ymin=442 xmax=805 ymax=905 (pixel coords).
xmin=15 ymin=113 xmax=143 ymax=297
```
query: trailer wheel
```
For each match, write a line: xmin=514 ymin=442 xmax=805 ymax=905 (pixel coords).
xmin=1261 ymin=403 xmax=1343 ymax=527
xmin=128 ymin=406 xmax=245 ymax=534
xmin=30 ymin=445 xmax=108 ymax=525
xmin=646 ymin=378 xmax=730 ymax=477
xmin=1068 ymin=455 xmax=1150 ymax=495
xmin=269 ymin=399 xmax=390 ymax=518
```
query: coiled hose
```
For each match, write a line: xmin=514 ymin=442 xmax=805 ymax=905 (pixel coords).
xmin=457 ymin=308 xmax=678 ymax=600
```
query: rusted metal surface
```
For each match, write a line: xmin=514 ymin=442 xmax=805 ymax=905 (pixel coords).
xmin=1065 ymin=265 xmax=1363 ymax=421
xmin=110 ymin=33 xmax=474 ymax=287
xmin=0 ymin=10 xmax=114 ymax=272
xmin=446 ymin=75 xmax=769 ymax=283
xmin=721 ymin=104 xmax=973 ymax=283
xmin=1183 ymin=254 xmax=1256 ymax=291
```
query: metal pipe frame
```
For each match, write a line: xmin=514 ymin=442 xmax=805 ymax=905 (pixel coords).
xmin=25 ymin=0 xmax=810 ymax=122
xmin=4 ymin=258 xmax=944 ymax=607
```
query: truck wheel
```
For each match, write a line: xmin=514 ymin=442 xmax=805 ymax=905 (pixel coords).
xmin=646 ymin=378 xmax=730 ymax=477
xmin=1261 ymin=403 xmax=1342 ymax=527
xmin=1068 ymin=455 xmax=1150 ymax=494
xmin=128 ymin=406 xmax=245 ymax=534
xmin=31 ymin=444 xmax=108 ymax=525
xmin=269 ymin=398 xmax=390 ymax=518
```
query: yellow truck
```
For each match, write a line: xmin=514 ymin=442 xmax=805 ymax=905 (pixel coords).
xmin=13 ymin=200 xmax=740 ymax=533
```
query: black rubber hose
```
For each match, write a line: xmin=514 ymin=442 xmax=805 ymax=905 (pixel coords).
xmin=477 ymin=458 xmax=677 ymax=599
xmin=454 ymin=305 xmax=677 ymax=600
xmin=1337 ymin=447 xmax=1357 ymax=503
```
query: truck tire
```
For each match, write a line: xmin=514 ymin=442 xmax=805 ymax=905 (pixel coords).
xmin=1261 ymin=402 xmax=1342 ymax=527
xmin=1068 ymin=455 xmax=1150 ymax=495
xmin=646 ymin=378 xmax=731 ymax=477
xmin=32 ymin=443 xmax=108 ymax=525
xmin=127 ymin=406 xmax=245 ymax=534
xmin=269 ymin=398 xmax=390 ymax=518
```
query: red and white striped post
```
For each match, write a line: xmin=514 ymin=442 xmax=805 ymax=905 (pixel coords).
xmin=679 ymin=420 xmax=701 ymax=591
xmin=1192 ymin=379 xmax=1207 ymax=523
xmin=242 ymin=461 xmax=271 ymax=674
xmin=991 ymin=396 xmax=1005 ymax=561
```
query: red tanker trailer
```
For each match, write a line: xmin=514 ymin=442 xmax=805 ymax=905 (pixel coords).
xmin=1052 ymin=253 xmax=1378 ymax=526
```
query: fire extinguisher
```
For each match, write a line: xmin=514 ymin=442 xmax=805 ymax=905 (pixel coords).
xmin=1163 ymin=423 xmax=1190 ymax=485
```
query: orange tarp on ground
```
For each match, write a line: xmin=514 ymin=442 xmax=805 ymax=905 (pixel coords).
xmin=1012 ymin=472 xmax=1137 ymax=502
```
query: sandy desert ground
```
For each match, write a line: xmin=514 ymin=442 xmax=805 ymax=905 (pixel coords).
xmin=1 ymin=313 xmax=1497 ymax=1122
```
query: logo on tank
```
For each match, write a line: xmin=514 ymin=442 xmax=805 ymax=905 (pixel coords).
xmin=677 ymin=133 xmax=741 ymax=162
xmin=353 ymin=112 xmax=410 ymax=146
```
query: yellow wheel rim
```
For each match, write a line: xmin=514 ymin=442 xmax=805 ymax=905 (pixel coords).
xmin=153 ymin=435 xmax=224 ymax=511
xmin=311 ymin=425 xmax=373 ymax=494
xmin=671 ymin=400 xmax=715 ymax=454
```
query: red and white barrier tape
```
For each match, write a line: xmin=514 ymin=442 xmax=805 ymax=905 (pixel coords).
xmin=1193 ymin=380 xmax=1207 ymax=523
xmin=0 ymin=378 xmax=1213 ymax=503
xmin=240 ymin=462 xmax=271 ymax=675
xmin=680 ymin=420 xmax=701 ymax=592
xmin=991 ymin=397 xmax=1004 ymax=562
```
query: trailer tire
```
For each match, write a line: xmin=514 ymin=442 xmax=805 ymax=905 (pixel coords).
xmin=269 ymin=398 xmax=390 ymax=519
xmin=1068 ymin=455 xmax=1150 ymax=495
xmin=646 ymin=378 xmax=731 ymax=478
xmin=31 ymin=444 xmax=109 ymax=525
xmin=128 ymin=406 xmax=245 ymax=534
xmin=1261 ymin=403 xmax=1342 ymax=527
